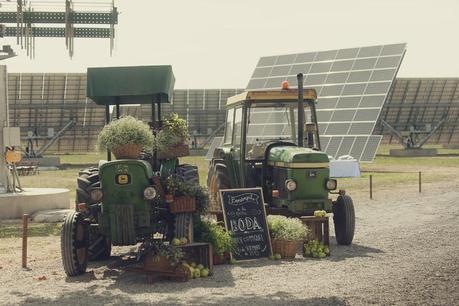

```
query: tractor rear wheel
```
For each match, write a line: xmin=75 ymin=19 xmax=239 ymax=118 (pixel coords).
xmin=176 ymin=164 xmax=199 ymax=185
xmin=61 ymin=211 xmax=89 ymax=276
xmin=208 ymin=166 xmax=230 ymax=220
xmin=173 ymin=164 xmax=199 ymax=240
xmin=333 ymin=195 xmax=355 ymax=245
xmin=76 ymin=167 xmax=100 ymax=208
xmin=76 ymin=167 xmax=111 ymax=261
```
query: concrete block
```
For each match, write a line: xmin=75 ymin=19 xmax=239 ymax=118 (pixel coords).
xmin=0 ymin=188 xmax=70 ymax=219
xmin=32 ymin=209 xmax=73 ymax=223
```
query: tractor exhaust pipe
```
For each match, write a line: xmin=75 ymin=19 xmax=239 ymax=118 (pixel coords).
xmin=297 ymin=73 xmax=304 ymax=147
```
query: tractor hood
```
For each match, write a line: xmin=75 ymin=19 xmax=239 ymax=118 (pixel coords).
xmin=267 ymin=146 xmax=329 ymax=168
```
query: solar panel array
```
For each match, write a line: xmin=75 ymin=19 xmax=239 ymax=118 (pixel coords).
xmin=247 ymin=43 xmax=407 ymax=161
xmin=6 ymin=72 xmax=246 ymax=153
xmin=377 ymin=78 xmax=459 ymax=145
xmin=8 ymin=73 xmax=106 ymax=153
xmin=119 ymin=88 xmax=244 ymax=136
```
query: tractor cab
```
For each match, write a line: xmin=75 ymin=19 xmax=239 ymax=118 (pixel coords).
xmin=208 ymin=74 xmax=355 ymax=246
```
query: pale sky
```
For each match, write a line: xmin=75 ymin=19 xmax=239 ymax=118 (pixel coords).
xmin=1 ymin=0 xmax=458 ymax=88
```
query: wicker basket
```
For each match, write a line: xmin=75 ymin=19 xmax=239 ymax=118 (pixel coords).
xmin=112 ymin=144 xmax=142 ymax=159
xmin=169 ymin=196 xmax=196 ymax=214
xmin=157 ymin=144 xmax=190 ymax=159
xmin=271 ymin=239 xmax=302 ymax=259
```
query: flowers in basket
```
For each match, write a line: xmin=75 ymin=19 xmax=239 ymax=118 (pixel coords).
xmin=154 ymin=113 xmax=190 ymax=158
xmin=97 ymin=116 xmax=153 ymax=159
xmin=164 ymin=175 xmax=209 ymax=214
xmin=267 ymin=215 xmax=309 ymax=259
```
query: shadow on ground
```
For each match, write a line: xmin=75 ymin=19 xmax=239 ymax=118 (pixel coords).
xmin=19 ymin=287 xmax=347 ymax=306
xmin=328 ymin=242 xmax=384 ymax=262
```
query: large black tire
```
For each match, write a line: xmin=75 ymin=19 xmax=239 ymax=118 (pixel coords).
xmin=61 ymin=211 xmax=89 ymax=276
xmin=174 ymin=164 xmax=199 ymax=239
xmin=176 ymin=164 xmax=199 ymax=185
xmin=76 ymin=167 xmax=100 ymax=207
xmin=75 ymin=167 xmax=111 ymax=261
xmin=208 ymin=166 xmax=230 ymax=220
xmin=88 ymin=229 xmax=111 ymax=261
xmin=333 ymin=195 xmax=355 ymax=245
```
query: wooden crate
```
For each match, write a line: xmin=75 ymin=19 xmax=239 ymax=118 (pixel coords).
xmin=300 ymin=216 xmax=330 ymax=247
xmin=179 ymin=243 xmax=214 ymax=274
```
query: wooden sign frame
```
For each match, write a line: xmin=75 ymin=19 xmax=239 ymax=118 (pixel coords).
xmin=219 ymin=187 xmax=273 ymax=261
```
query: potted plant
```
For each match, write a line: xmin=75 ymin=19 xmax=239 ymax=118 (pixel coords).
xmin=97 ymin=116 xmax=153 ymax=159
xmin=194 ymin=219 xmax=234 ymax=264
xmin=164 ymin=175 xmax=209 ymax=214
xmin=138 ymin=240 xmax=184 ymax=270
xmin=267 ymin=215 xmax=309 ymax=259
xmin=154 ymin=113 xmax=190 ymax=159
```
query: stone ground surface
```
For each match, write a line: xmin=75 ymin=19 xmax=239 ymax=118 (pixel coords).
xmin=0 ymin=178 xmax=458 ymax=305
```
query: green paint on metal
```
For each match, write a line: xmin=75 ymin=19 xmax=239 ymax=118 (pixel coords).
xmin=87 ymin=65 xmax=175 ymax=105
xmin=98 ymin=160 xmax=154 ymax=245
xmin=268 ymin=146 xmax=329 ymax=164
xmin=160 ymin=158 xmax=178 ymax=178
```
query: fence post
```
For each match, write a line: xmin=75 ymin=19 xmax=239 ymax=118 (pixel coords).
xmin=22 ymin=214 xmax=29 ymax=269
xmin=369 ymin=175 xmax=373 ymax=200
xmin=419 ymin=171 xmax=422 ymax=193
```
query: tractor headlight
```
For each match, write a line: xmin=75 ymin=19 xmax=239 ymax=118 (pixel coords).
xmin=285 ymin=179 xmax=297 ymax=191
xmin=326 ymin=179 xmax=337 ymax=190
xmin=143 ymin=186 xmax=157 ymax=200
xmin=90 ymin=188 xmax=103 ymax=202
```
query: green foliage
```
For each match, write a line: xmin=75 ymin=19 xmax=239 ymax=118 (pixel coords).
xmin=194 ymin=219 xmax=234 ymax=256
xmin=304 ymin=239 xmax=329 ymax=258
xmin=139 ymin=240 xmax=184 ymax=264
xmin=97 ymin=116 xmax=154 ymax=151
xmin=155 ymin=113 xmax=189 ymax=153
xmin=267 ymin=215 xmax=308 ymax=241
xmin=165 ymin=175 xmax=209 ymax=213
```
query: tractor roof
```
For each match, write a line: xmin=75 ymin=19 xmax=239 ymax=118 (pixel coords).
xmin=86 ymin=65 xmax=175 ymax=105
xmin=226 ymin=89 xmax=317 ymax=107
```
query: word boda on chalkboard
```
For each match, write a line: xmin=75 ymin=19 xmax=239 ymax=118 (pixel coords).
xmin=220 ymin=188 xmax=272 ymax=260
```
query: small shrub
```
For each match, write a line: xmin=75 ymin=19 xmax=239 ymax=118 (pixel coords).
xmin=267 ymin=215 xmax=308 ymax=241
xmin=155 ymin=113 xmax=189 ymax=153
xmin=97 ymin=116 xmax=153 ymax=151
xmin=194 ymin=219 xmax=234 ymax=256
xmin=165 ymin=174 xmax=209 ymax=213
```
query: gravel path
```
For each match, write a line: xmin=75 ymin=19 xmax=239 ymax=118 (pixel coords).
xmin=0 ymin=178 xmax=458 ymax=306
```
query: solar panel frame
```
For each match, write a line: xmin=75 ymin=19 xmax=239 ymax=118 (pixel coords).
xmin=246 ymin=43 xmax=407 ymax=162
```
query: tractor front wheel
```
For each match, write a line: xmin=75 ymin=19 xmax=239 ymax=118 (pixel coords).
xmin=333 ymin=195 xmax=355 ymax=245
xmin=61 ymin=211 xmax=89 ymax=276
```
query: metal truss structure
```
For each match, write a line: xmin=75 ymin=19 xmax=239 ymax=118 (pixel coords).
xmin=0 ymin=0 xmax=118 ymax=58
xmin=376 ymin=78 xmax=459 ymax=147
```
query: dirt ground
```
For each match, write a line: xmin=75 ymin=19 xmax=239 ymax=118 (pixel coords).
xmin=0 ymin=176 xmax=458 ymax=305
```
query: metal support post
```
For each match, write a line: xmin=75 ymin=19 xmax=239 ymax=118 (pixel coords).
xmin=22 ymin=214 xmax=29 ymax=268
xmin=419 ymin=171 xmax=422 ymax=193
xmin=369 ymin=175 xmax=373 ymax=200
xmin=0 ymin=66 xmax=8 ymax=193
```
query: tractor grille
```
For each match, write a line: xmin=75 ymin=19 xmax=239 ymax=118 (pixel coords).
xmin=272 ymin=167 xmax=289 ymax=198
xmin=109 ymin=205 xmax=136 ymax=245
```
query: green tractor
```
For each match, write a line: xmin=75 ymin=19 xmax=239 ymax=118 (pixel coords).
xmin=208 ymin=74 xmax=355 ymax=245
xmin=61 ymin=66 xmax=198 ymax=276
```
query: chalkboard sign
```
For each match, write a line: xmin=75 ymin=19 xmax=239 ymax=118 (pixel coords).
xmin=219 ymin=188 xmax=272 ymax=260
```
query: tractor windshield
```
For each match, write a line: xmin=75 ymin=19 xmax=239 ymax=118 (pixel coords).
xmin=246 ymin=102 xmax=308 ymax=160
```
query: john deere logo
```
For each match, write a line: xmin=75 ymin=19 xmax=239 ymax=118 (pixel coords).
xmin=116 ymin=174 xmax=131 ymax=185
